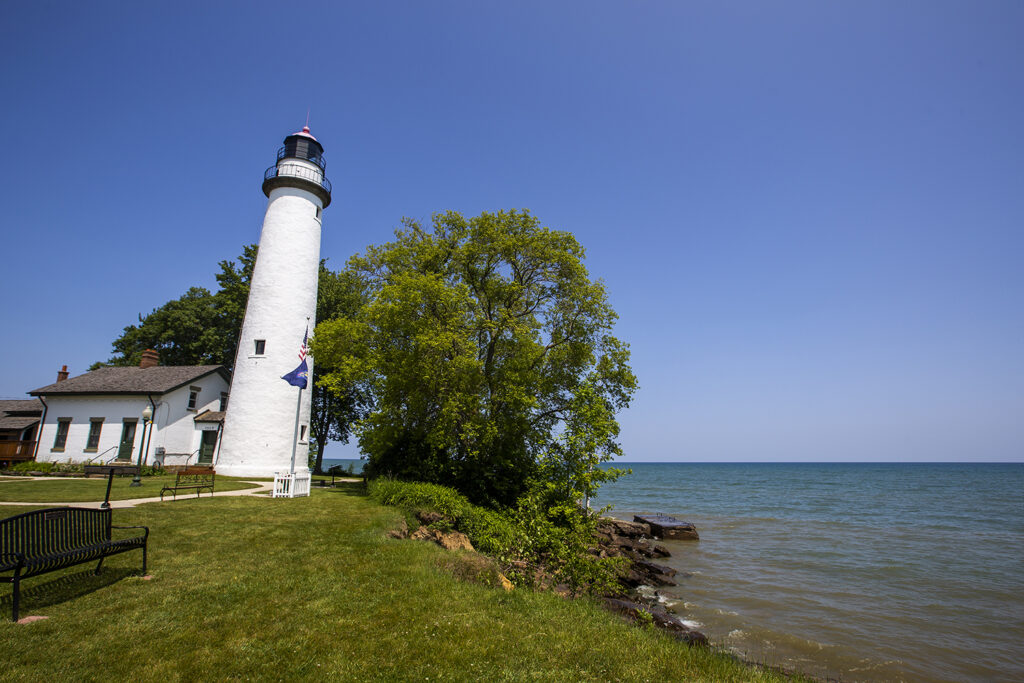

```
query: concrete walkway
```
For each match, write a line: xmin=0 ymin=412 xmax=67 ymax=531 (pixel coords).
xmin=0 ymin=480 xmax=275 ymax=509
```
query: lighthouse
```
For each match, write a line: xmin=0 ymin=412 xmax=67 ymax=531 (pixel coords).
xmin=216 ymin=127 xmax=331 ymax=478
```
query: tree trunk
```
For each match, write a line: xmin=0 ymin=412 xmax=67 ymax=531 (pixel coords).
xmin=314 ymin=432 xmax=328 ymax=474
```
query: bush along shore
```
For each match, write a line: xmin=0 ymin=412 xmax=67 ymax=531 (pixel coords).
xmin=371 ymin=479 xmax=709 ymax=646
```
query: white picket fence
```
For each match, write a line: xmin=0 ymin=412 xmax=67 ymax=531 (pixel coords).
xmin=272 ymin=470 xmax=311 ymax=498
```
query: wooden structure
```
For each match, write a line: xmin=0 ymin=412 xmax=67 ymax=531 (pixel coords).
xmin=0 ymin=441 xmax=35 ymax=467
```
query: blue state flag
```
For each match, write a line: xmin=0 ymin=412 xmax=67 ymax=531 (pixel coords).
xmin=282 ymin=357 xmax=308 ymax=389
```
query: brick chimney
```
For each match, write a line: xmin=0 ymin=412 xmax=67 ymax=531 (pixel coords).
xmin=56 ymin=365 xmax=69 ymax=382
xmin=139 ymin=349 xmax=160 ymax=369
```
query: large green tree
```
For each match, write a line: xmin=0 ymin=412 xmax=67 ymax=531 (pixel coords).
xmin=308 ymin=267 xmax=371 ymax=473
xmin=314 ymin=210 xmax=637 ymax=507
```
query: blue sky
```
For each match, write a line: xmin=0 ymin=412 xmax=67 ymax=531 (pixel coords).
xmin=1 ymin=1 xmax=1021 ymax=462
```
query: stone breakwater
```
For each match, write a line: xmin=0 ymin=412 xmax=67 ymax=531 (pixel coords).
xmin=594 ymin=518 xmax=708 ymax=646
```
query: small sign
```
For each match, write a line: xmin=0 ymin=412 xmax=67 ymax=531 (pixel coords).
xmin=198 ymin=423 xmax=220 ymax=431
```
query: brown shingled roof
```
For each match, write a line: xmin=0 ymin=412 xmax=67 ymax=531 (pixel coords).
xmin=0 ymin=416 xmax=39 ymax=430
xmin=29 ymin=366 xmax=228 ymax=396
xmin=0 ymin=399 xmax=43 ymax=415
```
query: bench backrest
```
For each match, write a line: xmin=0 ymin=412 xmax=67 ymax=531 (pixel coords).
xmin=177 ymin=468 xmax=214 ymax=484
xmin=0 ymin=507 xmax=111 ymax=561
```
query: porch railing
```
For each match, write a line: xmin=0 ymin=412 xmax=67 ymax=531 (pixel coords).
xmin=0 ymin=441 xmax=36 ymax=463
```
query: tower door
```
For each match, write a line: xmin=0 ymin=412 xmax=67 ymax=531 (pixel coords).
xmin=117 ymin=420 xmax=137 ymax=461
xmin=198 ymin=430 xmax=218 ymax=465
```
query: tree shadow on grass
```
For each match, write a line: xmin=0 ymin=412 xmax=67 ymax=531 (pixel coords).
xmin=321 ymin=481 xmax=367 ymax=497
xmin=0 ymin=567 xmax=139 ymax=618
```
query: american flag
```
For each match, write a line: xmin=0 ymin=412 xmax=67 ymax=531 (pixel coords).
xmin=282 ymin=326 xmax=310 ymax=389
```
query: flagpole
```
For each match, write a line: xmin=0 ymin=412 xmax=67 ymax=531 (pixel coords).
xmin=289 ymin=386 xmax=302 ymax=473
xmin=288 ymin=317 xmax=311 ymax=474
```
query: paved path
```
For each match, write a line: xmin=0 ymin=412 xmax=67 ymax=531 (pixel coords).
xmin=0 ymin=480 xmax=274 ymax=509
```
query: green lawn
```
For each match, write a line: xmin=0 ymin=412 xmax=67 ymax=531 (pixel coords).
xmin=0 ymin=484 xmax=792 ymax=682
xmin=0 ymin=473 xmax=260 ymax=503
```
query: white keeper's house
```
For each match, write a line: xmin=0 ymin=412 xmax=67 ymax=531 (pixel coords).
xmin=30 ymin=350 xmax=230 ymax=468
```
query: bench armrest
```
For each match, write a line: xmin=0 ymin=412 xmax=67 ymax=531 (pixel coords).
xmin=111 ymin=524 xmax=150 ymax=541
xmin=1 ymin=551 xmax=26 ymax=572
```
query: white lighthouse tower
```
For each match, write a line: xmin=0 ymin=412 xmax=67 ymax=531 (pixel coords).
xmin=217 ymin=126 xmax=331 ymax=479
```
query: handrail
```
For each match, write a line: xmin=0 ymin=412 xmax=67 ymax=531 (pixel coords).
xmin=183 ymin=448 xmax=201 ymax=466
xmin=264 ymin=164 xmax=332 ymax=194
xmin=84 ymin=446 xmax=120 ymax=465
xmin=105 ymin=450 xmax=127 ymax=464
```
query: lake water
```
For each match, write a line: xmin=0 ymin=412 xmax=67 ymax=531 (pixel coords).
xmin=594 ymin=463 xmax=1024 ymax=682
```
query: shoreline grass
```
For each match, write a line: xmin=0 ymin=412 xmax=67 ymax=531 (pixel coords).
xmin=1 ymin=484 xmax=794 ymax=681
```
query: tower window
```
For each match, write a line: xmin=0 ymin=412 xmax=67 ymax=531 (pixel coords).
xmin=254 ymin=340 xmax=266 ymax=355
xmin=220 ymin=392 xmax=229 ymax=411
xmin=299 ymin=425 xmax=307 ymax=442
xmin=315 ymin=207 xmax=322 ymax=220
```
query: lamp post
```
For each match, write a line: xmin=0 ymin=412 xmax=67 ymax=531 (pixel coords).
xmin=130 ymin=405 xmax=153 ymax=487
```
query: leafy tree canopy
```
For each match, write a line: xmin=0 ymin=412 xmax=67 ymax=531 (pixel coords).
xmin=308 ymin=267 xmax=372 ymax=473
xmin=314 ymin=210 xmax=637 ymax=508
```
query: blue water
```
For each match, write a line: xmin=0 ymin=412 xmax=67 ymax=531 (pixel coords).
xmin=594 ymin=463 xmax=1024 ymax=682
xmin=321 ymin=458 xmax=365 ymax=475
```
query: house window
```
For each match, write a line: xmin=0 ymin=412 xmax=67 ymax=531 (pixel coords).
xmin=220 ymin=392 xmax=229 ymax=411
xmin=85 ymin=418 xmax=104 ymax=451
xmin=254 ymin=339 xmax=266 ymax=355
xmin=187 ymin=386 xmax=201 ymax=411
xmin=53 ymin=418 xmax=71 ymax=451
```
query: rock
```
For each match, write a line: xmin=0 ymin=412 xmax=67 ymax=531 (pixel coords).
xmin=649 ymin=543 xmax=672 ymax=558
xmin=437 ymin=529 xmax=473 ymax=551
xmin=597 ymin=519 xmax=651 ymax=539
xmin=621 ymin=569 xmax=647 ymax=588
xmin=416 ymin=510 xmax=445 ymax=525
xmin=601 ymin=598 xmax=708 ymax=647
xmin=633 ymin=514 xmax=699 ymax=541
xmin=634 ymin=558 xmax=677 ymax=578
xmin=609 ymin=534 xmax=639 ymax=550
xmin=410 ymin=526 xmax=474 ymax=552
xmin=387 ymin=519 xmax=409 ymax=539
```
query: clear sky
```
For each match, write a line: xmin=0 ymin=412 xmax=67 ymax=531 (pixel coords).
xmin=2 ymin=1 xmax=1021 ymax=462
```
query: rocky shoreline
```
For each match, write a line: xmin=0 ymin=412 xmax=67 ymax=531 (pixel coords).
xmin=593 ymin=518 xmax=708 ymax=646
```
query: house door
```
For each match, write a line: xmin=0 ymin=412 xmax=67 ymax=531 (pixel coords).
xmin=198 ymin=430 xmax=218 ymax=465
xmin=117 ymin=420 xmax=138 ymax=461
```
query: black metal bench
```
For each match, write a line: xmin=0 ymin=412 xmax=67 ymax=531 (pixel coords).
xmin=159 ymin=467 xmax=215 ymax=500
xmin=0 ymin=507 xmax=148 ymax=621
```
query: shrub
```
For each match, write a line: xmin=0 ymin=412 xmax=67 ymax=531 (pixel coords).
xmin=369 ymin=479 xmax=517 ymax=556
xmin=8 ymin=461 xmax=54 ymax=473
xmin=369 ymin=478 xmax=623 ymax=594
